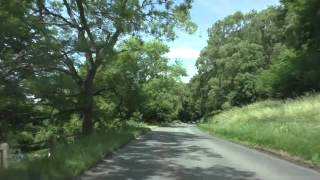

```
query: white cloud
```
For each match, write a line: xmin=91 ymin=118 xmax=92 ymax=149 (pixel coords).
xmin=181 ymin=63 xmax=198 ymax=83
xmin=165 ymin=47 xmax=199 ymax=82
xmin=165 ymin=48 xmax=200 ymax=59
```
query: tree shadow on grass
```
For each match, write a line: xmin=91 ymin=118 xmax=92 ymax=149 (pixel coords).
xmin=80 ymin=129 xmax=260 ymax=180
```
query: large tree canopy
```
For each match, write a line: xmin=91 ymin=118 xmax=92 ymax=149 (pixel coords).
xmin=1 ymin=0 xmax=195 ymax=135
xmin=191 ymin=0 xmax=320 ymax=118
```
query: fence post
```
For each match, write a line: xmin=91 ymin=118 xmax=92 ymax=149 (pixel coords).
xmin=0 ymin=143 xmax=9 ymax=168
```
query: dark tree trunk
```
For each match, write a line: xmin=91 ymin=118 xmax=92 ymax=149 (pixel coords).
xmin=80 ymin=63 xmax=97 ymax=136
xmin=82 ymin=97 xmax=93 ymax=135
xmin=81 ymin=84 xmax=94 ymax=135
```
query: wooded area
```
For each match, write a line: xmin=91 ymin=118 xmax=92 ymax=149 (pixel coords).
xmin=189 ymin=0 xmax=320 ymax=118
xmin=0 ymin=0 xmax=195 ymax=147
xmin=1 ymin=0 xmax=320 ymax=175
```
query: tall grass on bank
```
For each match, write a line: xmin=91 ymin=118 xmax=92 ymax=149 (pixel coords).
xmin=199 ymin=94 xmax=320 ymax=166
xmin=0 ymin=122 xmax=149 ymax=180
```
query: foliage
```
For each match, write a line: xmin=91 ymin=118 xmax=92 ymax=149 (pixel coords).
xmin=255 ymin=0 xmax=320 ymax=98
xmin=191 ymin=1 xmax=320 ymax=117
xmin=0 ymin=0 xmax=195 ymax=137
xmin=255 ymin=45 xmax=299 ymax=97
xmin=2 ymin=0 xmax=320 ymax=176
xmin=0 ymin=3 xmax=191 ymax=174
xmin=142 ymin=77 xmax=184 ymax=122
xmin=0 ymin=0 xmax=35 ymax=140
xmin=94 ymin=38 xmax=187 ymax=123
xmin=0 ymin=9 xmax=195 ymax=177
xmin=0 ymin=124 xmax=150 ymax=180
xmin=192 ymin=8 xmax=283 ymax=115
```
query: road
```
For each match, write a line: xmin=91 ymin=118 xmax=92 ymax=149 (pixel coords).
xmin=80 ymin=125 xmax=320 ymax=180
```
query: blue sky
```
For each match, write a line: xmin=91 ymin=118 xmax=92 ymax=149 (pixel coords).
xmin=166 ymin=0 xmax=280 ymax=82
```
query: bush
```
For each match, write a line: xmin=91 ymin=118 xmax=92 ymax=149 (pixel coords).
xmin=16 ymin=131 xmax=34 ymax=147
xmin=0 ymin=124 xmax=150 ymax=180
xmin=256 ymin=44 xmax=320 ymax=98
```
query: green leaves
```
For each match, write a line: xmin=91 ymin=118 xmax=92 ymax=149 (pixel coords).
xmin=0 ymin=0 xmax=195 ymax=135
xmin=192 ymin=7 xmax=285 ymax=115
xmin=95 ymin=38 xmax=187 ymax=123
xmin=192 ymin=0 xmax=320 ymax=119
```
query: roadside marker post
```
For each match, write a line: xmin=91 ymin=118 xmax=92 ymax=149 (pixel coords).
xmin=0 ymin=143 xmax=9 ymax=168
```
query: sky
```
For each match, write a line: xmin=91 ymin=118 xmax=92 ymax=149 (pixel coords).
xmin=166 ymin=0 xmax=280 ymax=82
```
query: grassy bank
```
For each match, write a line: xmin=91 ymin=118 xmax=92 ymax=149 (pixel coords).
xmin=0 ymin=122 xmax=150 ymax=180
xmin=199 ymin=94 xmax=320 ymax=166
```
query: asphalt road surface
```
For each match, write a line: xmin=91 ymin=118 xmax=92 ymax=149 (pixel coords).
xmin=80 ymin=125 xmax=320 ymax=180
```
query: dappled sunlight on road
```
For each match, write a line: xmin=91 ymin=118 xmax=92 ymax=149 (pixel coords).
xmin=80 ymin=127 xmax=259 ymax=180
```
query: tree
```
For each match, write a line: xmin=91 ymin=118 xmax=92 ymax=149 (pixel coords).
xmin=0 ymin=0 xmax=42 ymax=140
xmin=281 ymin=0 xmax=320 ymax=50
xmin=191 ymin=1 xmax=320 ymax=117
xmin=192 ymin=7 xmax=284 ymax=116
xmin=95 ymin=38 xmax=187 ymax=123
xmin=32 ymin=0 xmax=195 ymax=135
xmin=256 ymin=0 xmax=320 ymax=97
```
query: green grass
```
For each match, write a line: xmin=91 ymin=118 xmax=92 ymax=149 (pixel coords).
xmin=0 ymin=122 xmax=150 ymax=180
xmin=199 ymin=94 xmax=320 ymax=166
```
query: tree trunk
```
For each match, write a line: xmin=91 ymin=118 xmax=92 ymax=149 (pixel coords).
xmin=82 ymin=98 xmax=93 ymax=135
xmin=80 ymin=66 xmax=96 ymax=135
xmin=81 ymin=85 xmax=94 ymax=135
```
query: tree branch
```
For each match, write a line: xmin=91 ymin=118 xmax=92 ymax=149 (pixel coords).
xmin=75 ymin=0 xmax=96 ymax=46
xmin=42 ymin=5 xmax=77 ymax=28
xmin=62 ymin=0 xmax=80 ymax=28
xmin=61 ymin=50 xmax=83 ymax=86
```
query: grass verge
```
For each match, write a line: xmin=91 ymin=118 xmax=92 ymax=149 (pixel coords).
xmin=0 ymin=122 xmax=150 ymax=180
xmin=199 ymin=94 xmax=320 ymax=168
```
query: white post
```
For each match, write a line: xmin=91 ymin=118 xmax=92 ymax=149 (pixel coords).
xmin=0 ymin=143 xmax=9 ymax=168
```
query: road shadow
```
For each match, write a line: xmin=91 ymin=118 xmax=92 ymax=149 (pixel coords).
xmin=80 ymin=129 xmax=259 ymax=180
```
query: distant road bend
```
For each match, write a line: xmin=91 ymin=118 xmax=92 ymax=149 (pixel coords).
xmin=80 ymin=125 xmax=320 ymax=180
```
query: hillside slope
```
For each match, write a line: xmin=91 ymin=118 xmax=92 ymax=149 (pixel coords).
xmin=199 ymin=94 xmax=320 ymax=167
